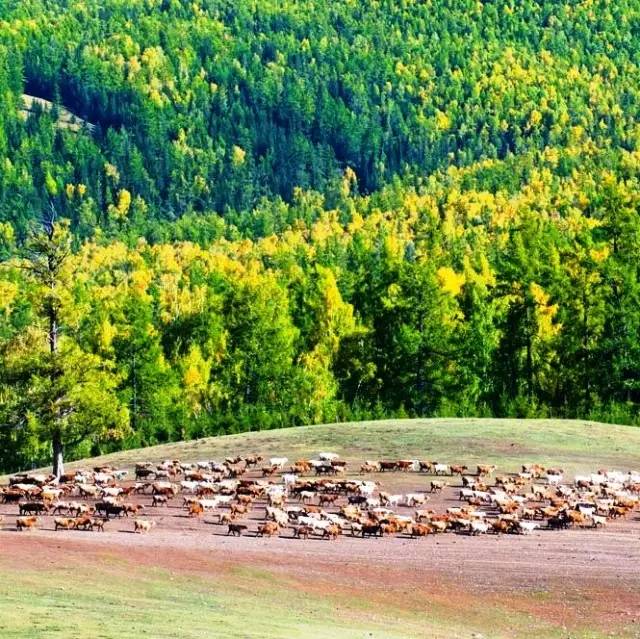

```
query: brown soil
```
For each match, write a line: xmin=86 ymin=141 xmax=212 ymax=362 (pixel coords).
xmin=2 ymin=467 xmax=640 ymax=636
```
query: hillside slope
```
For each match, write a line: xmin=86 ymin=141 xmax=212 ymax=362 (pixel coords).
xmin=58 ymin=418 xmax=640 ymax=476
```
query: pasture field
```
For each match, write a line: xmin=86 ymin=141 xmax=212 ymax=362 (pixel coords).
xmin=56 ymin=417 xmax=640 ymax=477
xmin=1 ymin=418 xmax=640 ymax=639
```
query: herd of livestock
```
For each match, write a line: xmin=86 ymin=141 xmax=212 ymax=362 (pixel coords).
xmin=1 ymin=453 xmax=639 ymax=540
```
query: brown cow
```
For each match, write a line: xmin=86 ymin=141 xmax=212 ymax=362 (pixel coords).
xmin=491 ymin=519 xmax=512 ymax=534
xmin=189 ymin=502 xmax=204 ymax=518
xmin=318 ymin=494 xmax=339 ymax=507
xmin=54 ymin=517 xmax=77 ymax=531
xmin=16 ymin=516 xmax=38 ymax=531
xmin=230 ymin=503 xmax=249 ymax=517
xmin=450 ymin=465 xmax=468 ymax=476
xmin=410 ymin=523 xmax=432 ymax=538
xmin=73 ymin=516 xmax=94 ymax=531
xmin=256 ymin=522 xmax=280 ymax=537
xmin=292 ymin=524 xmax=314 ymax=539
xmin=124 ymin=503 xmax=145 ymax=516
xmin=359 ymin=462 xmax=379 ymax=474
xmin=244 ymin=455 xmax=263 ymax=467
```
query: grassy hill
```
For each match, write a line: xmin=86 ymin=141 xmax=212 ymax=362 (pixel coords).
xmin=62 ymin=418 xmax=640 ymax=476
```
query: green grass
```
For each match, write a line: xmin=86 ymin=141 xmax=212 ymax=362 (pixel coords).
xmin=0 ymin=557 xmax=629 ymax=639
xmin=63 ymin=418 xmax=640 ymax=476
xmin=0 ymin=561 xmax=439 ymax=639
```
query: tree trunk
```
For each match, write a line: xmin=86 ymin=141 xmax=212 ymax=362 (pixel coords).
xmin=52 ymin=433 xmax=64 ymax=479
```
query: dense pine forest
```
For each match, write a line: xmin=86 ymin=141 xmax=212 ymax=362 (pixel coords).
xmin=0 ymin=0 xmax=639 ymax=472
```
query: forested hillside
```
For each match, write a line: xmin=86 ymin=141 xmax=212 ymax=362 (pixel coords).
xmin=0 ymin=0 xmax=639 ymax=471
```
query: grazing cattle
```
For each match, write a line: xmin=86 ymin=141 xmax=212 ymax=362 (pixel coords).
xmin=16 ymin=516 xmax=38 ymax=531
xmin=405 ymin=493 xmax=429 ymax=507
xmin=19 ymin=502 xmax=49 ymax=516
xmin=433 ymin=464 xmax=451 ymax=476
xmin=323 ymin=524 xmax=341 ymax=540
xmin=361 ymin=523 xmax=383 ymax=538
xmin=134 ymin=519 xmax=155 ymax=533
xmin=269 ymin=457 xmax=288 ymax=470
xmin=123 ymin=503 xmax=144 ymax=516
xmin=230 ymin=503 xmax=249 ymax=517
xmin=469 ymin=520 xmax=490 ymax=535
xmin=430 ymin=481 xmax=445 ymax=493
xmin=152 ymin=483 xmax=178 ymax=497
xmin=378 ymin=461 xmax=398 ymax=472
xmin=429 ymin=520 xmax=448 ymax=533
xmin=477 ymin=464 xmax=497 ymax=477
xmin=450 ymin=465 xmax=468 ymax=476
xmin=418 ymin=461 xmax=435 ymax=473
xmin=360 ymin=462 xmax=380 ymax=474
xmin=54 ymin=517 xmax=77 ymax=531
xmin=78 ymin=484 xmax=100 ymax=498
xmin=318 ymin=493 xmax=339 ymax=507
xmin=410 ymin=523 xmax=432 ymax=538
xmin=491 ymin=519 xmax=512 ymax=534
xmin=257 ymin=522 xmax=280 ymax=537
xmin=1 ymin=489 xmax=23 ymax=504
xmin=189 ymin=503 xmax=205 ymax=517
xmin=518 ymin=521 xmax=539 ymax=535
xmin=152 ymin=495 xmax=169 ymax=507
xmin=292 ymin=524 xmax=314 ymax=539
xmin=414 ymin=509 xmax=434 ymax=523
xmin=227 ymin=523 xmax=248 ymax=536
